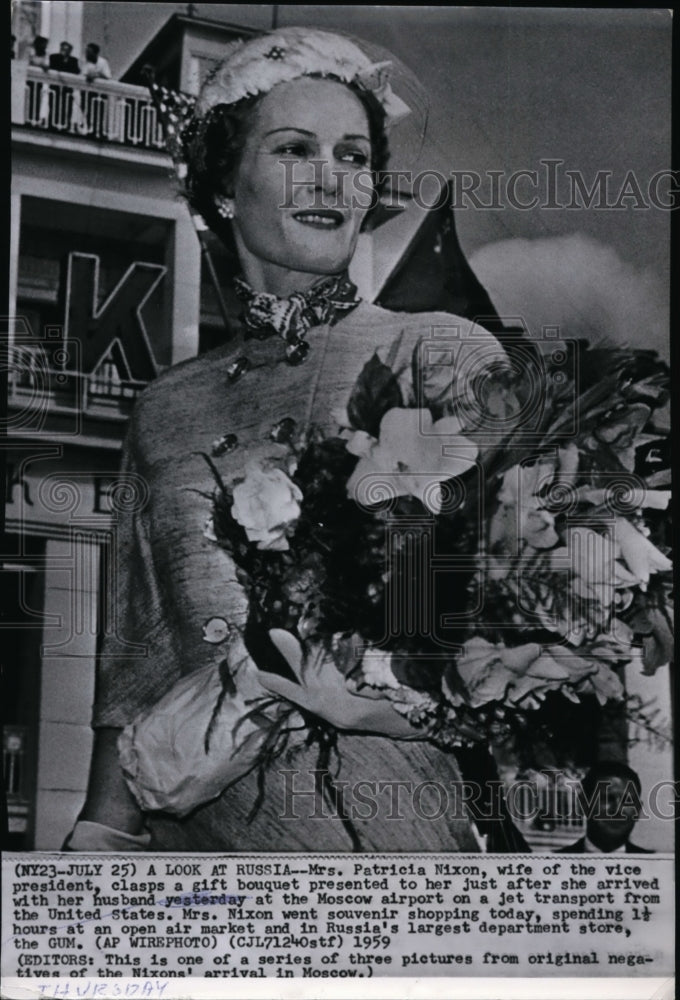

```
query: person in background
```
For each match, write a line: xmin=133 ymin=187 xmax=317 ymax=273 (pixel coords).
xmin=83 ymin=42 xmax=111 ymax=81
xmin=82 ymin=43 xmax=112 ymax=138
xmin=49 ymin=40 xmax=80 ymax=74
xmin=48 ymin=41 xmax=80 ymax=130
xmin=11 ymin=35 xmax=16 ymax=59
xmin=556 ymin=761 xmax=654 ymax=854
xmin=27 ymin=36 xmax=50 ymax=125
xmin=28 ymin=35 xmax=50 ymax=69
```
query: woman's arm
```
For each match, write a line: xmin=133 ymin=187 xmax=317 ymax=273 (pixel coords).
xmin=79 ymin=728 xmax=144 ymax=834
xmin=71 ymin=408 xmax=171 ymax=838
xmin=64 ymin=728 xmax=152 ymax=851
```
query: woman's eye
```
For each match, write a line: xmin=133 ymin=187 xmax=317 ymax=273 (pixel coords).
xmin=276 ymin=142 xmax=309 ymax=157
xmin=338 ymin=149 xmax=370 ymax=167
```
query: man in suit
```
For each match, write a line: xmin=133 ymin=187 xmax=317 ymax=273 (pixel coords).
xmin=49 ymin=41 xmax=80 ymax=74
xmin=557 ymin=761 xmax=654 ymax=854
xmin=48 ymin=42 xmax=80 ymax=130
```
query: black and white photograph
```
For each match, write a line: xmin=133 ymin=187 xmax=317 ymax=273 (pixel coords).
xmin=3 ymin=2 xmax=675 ymax=995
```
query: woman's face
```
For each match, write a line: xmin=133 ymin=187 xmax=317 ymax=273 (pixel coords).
xmin=230 ymin=77 xmax=375 ymax=294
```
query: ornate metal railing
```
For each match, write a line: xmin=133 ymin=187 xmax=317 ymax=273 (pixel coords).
xmin=12 ymin=63 xmax=167 ymax=151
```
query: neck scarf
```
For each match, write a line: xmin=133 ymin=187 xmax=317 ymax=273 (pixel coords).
xmin=234 ymin=273 xmax=361 ymax=364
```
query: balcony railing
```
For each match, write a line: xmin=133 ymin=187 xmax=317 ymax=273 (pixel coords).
xmin=7 ymin=343 xmax=148 ymax=423
xmin=12 ymin=63 xmax=168 ymax=152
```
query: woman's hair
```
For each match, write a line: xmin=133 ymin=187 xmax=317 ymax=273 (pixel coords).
xmin=182 ymin=76 xmax=390 ymax=249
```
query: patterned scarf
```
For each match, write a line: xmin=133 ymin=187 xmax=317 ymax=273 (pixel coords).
xmin=234 ymin=273 xmax=361 ymax=363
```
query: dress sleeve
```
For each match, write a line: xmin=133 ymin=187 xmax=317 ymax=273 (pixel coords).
xmin=91 ymin=409 xmax=180 ymax=729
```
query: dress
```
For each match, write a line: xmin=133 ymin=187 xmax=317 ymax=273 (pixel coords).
xmin=27 ymin=54 xmax=51 ymax=124
xmin=93 ymin=301 xmax=503 ymax=851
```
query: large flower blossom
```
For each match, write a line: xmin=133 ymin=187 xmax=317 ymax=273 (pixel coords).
xmin=346 ymin=407 xmax=477 ymax=514
xmin=448 ymin=636 xmax=595 ymax=710
xmin=490 ymin=461 xmax=559 ymax=550
xmin=550 ymin=526 xmax=639 ymax=608
xmin=232 ymin=463 xmax=302 ymax=551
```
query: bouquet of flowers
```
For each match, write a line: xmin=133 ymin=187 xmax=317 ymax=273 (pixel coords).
xmin=119 ymin=336 xmax=671 ymax=822
xmin=202 ymin=339 xmax=672 ymax=766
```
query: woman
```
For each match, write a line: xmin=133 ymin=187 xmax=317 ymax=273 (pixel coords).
xmin=27 ymin=35 xmax=51 ymax=126
xmin=28 ymin=35 xmax=50 ymax=69
xmin=68 ymin=28 xmax=507 ymax=852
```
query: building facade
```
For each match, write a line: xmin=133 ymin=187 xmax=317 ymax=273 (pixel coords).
xmin=7 ymin=10 xmax=256 ymax=849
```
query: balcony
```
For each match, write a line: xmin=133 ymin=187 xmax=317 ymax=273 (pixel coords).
xmin=12 ymin=62 xmax=167 ymax=151
xmin=7 ymin=342 xmax=148 ymax=435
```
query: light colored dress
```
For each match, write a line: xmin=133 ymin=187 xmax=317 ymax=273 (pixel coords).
xmin=94 ymin=301 xmax=502 ymax=851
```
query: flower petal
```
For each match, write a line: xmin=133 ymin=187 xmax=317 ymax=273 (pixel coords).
xmin=610 ymin=518 xmax=672 ymax=584
xmin=360 ymin=649 xmax=401 ymax=690
xmin=346 ymin=430 xmax=377 ymax=458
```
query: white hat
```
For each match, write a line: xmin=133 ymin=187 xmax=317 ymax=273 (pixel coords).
xmin=197 ymin=27 xmax=412 ymax=129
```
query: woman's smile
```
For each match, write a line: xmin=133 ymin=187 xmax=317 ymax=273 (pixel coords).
xmin=292 ymin=209 xmax=346 ymax=229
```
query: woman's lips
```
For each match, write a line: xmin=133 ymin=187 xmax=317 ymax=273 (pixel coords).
xmin=292 ymin=210 xmax=345 ymax=229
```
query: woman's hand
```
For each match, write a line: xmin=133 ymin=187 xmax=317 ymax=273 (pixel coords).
xmin=257 ymin=629 xmax=418 ymax=739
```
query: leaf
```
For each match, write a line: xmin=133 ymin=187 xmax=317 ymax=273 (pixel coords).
xmin=243 ymin=614 xmax=300 ymax=683
xmin=204 ymin=658 xmax=237 ymax=753
xmin=219 ymin=658 xmax=238 ymax=696
xmin=196 ymin=451 xmax=229 ymax=498
xmin=383 ymin=327 xmax=405 ymax=370
xmin=346 ymin=352 xmax=403 ymax=436
xmin=641 ymin=607 xmax=674 ymax=674
xmin=412 ymin=340 xmax=448 ymax=414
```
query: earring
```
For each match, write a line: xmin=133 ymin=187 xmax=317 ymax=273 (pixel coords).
xmin=215 ymin=195 xmax=235 ymax=220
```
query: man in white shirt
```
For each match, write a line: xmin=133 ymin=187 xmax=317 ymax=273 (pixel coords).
xmin=83 ymin=42 xmax=111 ymax=81
xmin=556 ymin=762 xmax=653 ymax=853
xmin=82 ymin=42 xmax=112 ymax=138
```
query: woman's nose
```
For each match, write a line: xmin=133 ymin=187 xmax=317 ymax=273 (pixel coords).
xmin=306 ymin=156 xmax=346 ymax=201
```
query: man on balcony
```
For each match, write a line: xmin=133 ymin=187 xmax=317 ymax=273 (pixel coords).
xmin=83 ymin=43 xmax=111 ymax=81
xmin=82 ymin=43 xmax=112 ymax=139
xmin=49 ymin=41 xmax=80 ymax=74
xmin=48 ymin=42 xmax=80 ymax=131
